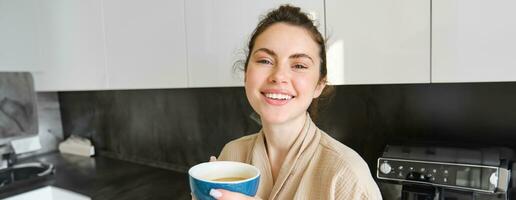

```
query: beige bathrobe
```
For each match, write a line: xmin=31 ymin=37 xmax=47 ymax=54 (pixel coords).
xmin=218 ymin=115 xmax=383 ymax=200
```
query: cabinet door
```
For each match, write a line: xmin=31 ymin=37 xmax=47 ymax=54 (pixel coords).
xmin=432 ymin=0 xmax=516 ymax=83
xmin=103 ymin=0 xmax=187 ymax=89
xmin=185 ymin=0 xmax=324 ymax=87
xmin=0 ymin=0 xmax=41 ymax=73
xmin=326 ymin=0 xmax=430 ymax=85
xmin=35 ymin=0 xmax=107 ymax=91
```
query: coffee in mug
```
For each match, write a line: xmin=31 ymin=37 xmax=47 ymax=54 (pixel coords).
xmin=212 ymin=177 xmax=248 ymax=182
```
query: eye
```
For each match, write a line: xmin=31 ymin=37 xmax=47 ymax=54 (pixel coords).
xmin=293 ymin=64 xmax=307 ymax=69
xmin=257 ymin=59 xmax=273 ymax=65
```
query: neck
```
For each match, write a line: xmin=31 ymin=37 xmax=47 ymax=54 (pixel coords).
xmin=261 ymin=113 xmax=307 ymax=153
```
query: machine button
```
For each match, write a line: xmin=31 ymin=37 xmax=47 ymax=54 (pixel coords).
xmin=379 ymin=162 xmax=392 ymax=174
xmin=432 ymin=169 xmax=437 ymax=173
xmin=420 ymin=168 xmax=426 ymax=172
xmin=398 ymin=166 xmax=404 ymax=170
xmin=443 ymin=177 xmax=448 ymax=183
xmin=419 ymin=174 xmax=425 ymax=180
xmin=409 ymin=167 xmax=414 ymax=171
xmin=444 ymin=170 xmax=449 ymax=174
xmin=430 ymin=177 xmax=436 ymax=182
xmin=398 ymin=172 xmax=404 ymax=177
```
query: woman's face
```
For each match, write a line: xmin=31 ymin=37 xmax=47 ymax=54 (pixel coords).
xmin=245 ymin=23 xmax=325 ymax=125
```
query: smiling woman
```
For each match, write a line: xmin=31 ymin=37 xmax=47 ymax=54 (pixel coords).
xmin=206 ymin=5 xmax=382 ymax=200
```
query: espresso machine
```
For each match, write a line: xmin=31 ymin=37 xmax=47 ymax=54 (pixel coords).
xmin=377 ymin=145 xmax=515 ymax=200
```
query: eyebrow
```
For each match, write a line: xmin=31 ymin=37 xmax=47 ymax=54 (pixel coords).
xmin=253 ymin=48 xmax=277 ymax=58
xmin=290 ymin=53 xmax=314 ymax=64
xmin=253 ymin=48 xmax=315 ymax=64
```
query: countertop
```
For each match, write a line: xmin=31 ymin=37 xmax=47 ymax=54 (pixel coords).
xmin=0 ymin=152 xmax=191 ymax=200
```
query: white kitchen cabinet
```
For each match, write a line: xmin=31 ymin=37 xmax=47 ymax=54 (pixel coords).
xmin=185 ymin=0 xmax=325 ymax=87
xmin=0 ymin=0 xmax=41 ymax=73
xmin=432 ymin=0 xmax=516 ymax=83
xmin=325 ymin=0 xmax=430 ymax=85
xmin=34 ymin=0 xmax=107 ymax=91
xmin=102 ymin=0 xmax=188 ymax=89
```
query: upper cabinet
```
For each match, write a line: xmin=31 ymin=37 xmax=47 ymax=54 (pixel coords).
xmin=1 ymin=0 xmax=108 ymax=91
xmin=432 ymin=0 xmax=516 ymax=83
xmin=185 ymin=0 xmax=325 ymax=87
xmin=103 ymin=0 xmax=187 ymax=89
xmin=0 ymin=0 xmax=187 ymax=91
xmin=35 ymin=0 xmax=107 ymax=91
xmin=0 ymin=0 xmax=42 ymax=74
xmin=5 ymin=0 xmax=516 ymax=90
xmin=325 ymin=0 xmax=430 ymax=85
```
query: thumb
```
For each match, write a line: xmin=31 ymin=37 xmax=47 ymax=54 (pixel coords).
xmin=210 ymin=189 xmax=255 ymax=200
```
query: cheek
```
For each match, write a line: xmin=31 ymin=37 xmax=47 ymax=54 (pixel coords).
xmin=293 ymin=75 xmax=320 ymax=96
xmin=245 ymin=67 xmax=266 ymax=87
xmin=244 ymin=69 xmax=262 ymax=98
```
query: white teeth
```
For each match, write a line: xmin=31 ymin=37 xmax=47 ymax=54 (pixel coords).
xmin=264 ymin=93 xmax=292 ymax=100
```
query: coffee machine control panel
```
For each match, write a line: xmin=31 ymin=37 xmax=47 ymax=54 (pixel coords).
xmin=377 ymin=158 xmax=507 ymax=193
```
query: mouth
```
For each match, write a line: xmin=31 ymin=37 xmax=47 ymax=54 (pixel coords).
xmin=260 ymin=91 xmax=295 ymax=105
xmin=262 ymin=92 xmax=294 ymax=100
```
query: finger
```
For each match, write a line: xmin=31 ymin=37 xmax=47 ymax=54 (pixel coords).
xmin=210 ymin=156 xmax=217 ymax=162
xmin=210 ymin=189 xmax=254 ymax=200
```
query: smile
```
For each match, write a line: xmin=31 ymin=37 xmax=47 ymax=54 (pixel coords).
xmin=263 ymin=93 xmax=294 ymax=100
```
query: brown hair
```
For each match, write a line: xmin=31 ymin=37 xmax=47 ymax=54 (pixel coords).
xmin=241 ymin=4 xmax=334 ymax=121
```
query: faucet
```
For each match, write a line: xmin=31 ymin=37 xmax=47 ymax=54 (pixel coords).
xmin=0 ymin=143 xmax=17 ymax=170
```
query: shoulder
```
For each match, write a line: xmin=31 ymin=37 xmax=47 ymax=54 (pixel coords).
xmin=316 ymin=131 xmax=382 ymax=199
xmin=217 ymin=133 xmax=259 ymax=162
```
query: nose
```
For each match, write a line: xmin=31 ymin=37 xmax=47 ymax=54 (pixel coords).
xmin=268 ymin=64 xmax=289 ymax=84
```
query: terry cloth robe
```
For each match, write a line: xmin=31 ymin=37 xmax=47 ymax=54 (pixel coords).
xmin=218 ymin=115 xmax=383 ymax=200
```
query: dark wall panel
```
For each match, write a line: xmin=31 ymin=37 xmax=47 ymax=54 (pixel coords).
xmin=59 ymin=82 xmax=516 ymax=173
xmin=59 ymin=88 xmax=260 ymax=171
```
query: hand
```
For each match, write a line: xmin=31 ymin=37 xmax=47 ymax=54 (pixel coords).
xmin=209 ymin=189 xmax=258 ymax=200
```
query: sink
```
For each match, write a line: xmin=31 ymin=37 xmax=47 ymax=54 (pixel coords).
xmin=0 ymin=162 xmax=54 ymax=187
xmin=0 ymin=162 xmax=90 ymax=199
xmin=3 ymin=186 xmax=91 ymax=200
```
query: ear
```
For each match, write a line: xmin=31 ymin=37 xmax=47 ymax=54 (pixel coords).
xmin=313 ymin=80 xmax=326 ymax=99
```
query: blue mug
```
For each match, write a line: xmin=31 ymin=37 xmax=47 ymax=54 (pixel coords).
xmin=189 ymin=161 xmax=260 ymax=200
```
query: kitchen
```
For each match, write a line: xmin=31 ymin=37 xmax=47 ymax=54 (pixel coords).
xmin=1 ymin=0 xmax=516 ymax=199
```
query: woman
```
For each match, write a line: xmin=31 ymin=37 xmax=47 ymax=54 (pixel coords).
xmin=209 ymin=5 xmax=382 ymax=200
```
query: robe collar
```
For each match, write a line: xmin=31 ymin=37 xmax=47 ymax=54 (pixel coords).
xmin=250 ymin=114 xmax=321 ymax=199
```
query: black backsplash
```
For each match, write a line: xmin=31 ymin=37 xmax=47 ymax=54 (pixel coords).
xmin=58 ymin=82 xmax=516 ymax=173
